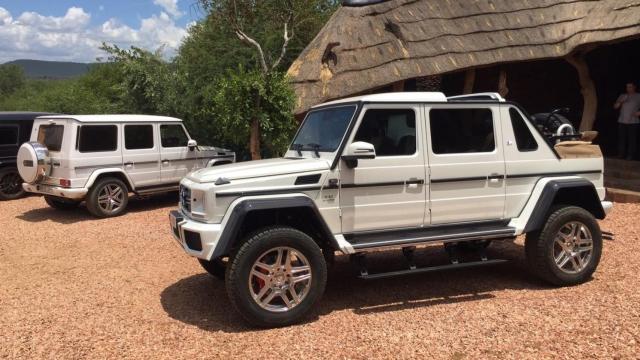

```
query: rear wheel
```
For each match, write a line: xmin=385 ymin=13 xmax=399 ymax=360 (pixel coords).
xmin=0 ymin=167 xmax=25 ymax=200
xmin=44 ymin=195 xmax=79 ymax=210
xmin=86 ymin=177 xmax=129 ymax=218
xmin=198 ymin=258 xmax=226 ymax=280
xmin=525 ymin=206 xmax=602 ymax=286
xmin=225 ymin=227 xmax=327 ymax=327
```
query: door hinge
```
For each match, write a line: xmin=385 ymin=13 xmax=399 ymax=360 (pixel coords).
xmin=338 ymin=208 xmax=342 ymax=218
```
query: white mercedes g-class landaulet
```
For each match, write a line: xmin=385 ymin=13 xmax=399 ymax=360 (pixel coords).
xmin=169 ymin=92 xmax=612 ymax=327
xmin=17 ymin=114 xmax=235 ymax=217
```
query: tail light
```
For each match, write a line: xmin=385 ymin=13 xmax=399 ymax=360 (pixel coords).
xmin=59 ymin=179 xmax=71 ymax=188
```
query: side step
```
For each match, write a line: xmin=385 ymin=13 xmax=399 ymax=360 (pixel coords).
xmin=359 ymin=259 xmax=509 ymax=280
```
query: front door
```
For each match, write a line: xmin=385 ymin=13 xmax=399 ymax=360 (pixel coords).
xmin=426 ymin=105 xmax=506 ymax=224
xmin=159 ymin=123 xmax=196 ymax=184
xmin=122 ymin=123 xmax=161 ymax=188
xmin=340 ymin=104 xmax=428 ymax=233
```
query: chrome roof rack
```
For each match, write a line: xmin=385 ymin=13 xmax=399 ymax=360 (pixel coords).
xmin=447 ymin=93 xmax=506 ymax=102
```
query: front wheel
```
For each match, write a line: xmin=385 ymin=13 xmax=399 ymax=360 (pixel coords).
xmin=86 ymin=177 xmax=129 ymax=218
xmin=0 ymin=167 xmax=25 ymax=200
xmin=525 ymin=206 xmax=602 ymax=286
xmin=225 ymin=227 xmax=327 ymax=327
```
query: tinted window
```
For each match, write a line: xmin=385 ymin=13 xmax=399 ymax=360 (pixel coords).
xmin=125 ymin=125 xmax=154 ymax=150
xmin=37 ymin=124 xmax=64 ymax=152
xmin=354 ymin=109 xmax=416 ymax=156
xmin=0 ymin=125 xmax=18 ymax=146
xmin=509 ymin=108 xmax=538 ymax=152
xmin=160 ymin=125 xmax=188 ymax=148
xmin=429 ymin=108 xmax=495 ymax=154
xmin=291 ymin=106 xmax=356 ymax=152
xmin=78 ymin=125 xmax=118 ymax=152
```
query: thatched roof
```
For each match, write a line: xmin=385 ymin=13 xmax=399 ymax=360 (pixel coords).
xmin=288 ymin=0 xmax=640 ymax=114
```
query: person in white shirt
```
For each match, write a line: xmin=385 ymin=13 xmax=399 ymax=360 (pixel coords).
xmin=614 ymin=82 xmax=640 ymax=160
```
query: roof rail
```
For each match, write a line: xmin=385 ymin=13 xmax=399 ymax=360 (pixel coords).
xmin=447 ymin=93 xmax=506 ymax=102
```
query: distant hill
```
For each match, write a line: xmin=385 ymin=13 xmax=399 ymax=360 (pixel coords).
xmin=3 ymin=59 xmax=96 ymax=79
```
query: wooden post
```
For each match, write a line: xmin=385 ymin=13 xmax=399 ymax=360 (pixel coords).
xmin=498 ymin=68 xmax=509 ymax=98
xmin=392 ymin=80 xmax=405 ymax=92
xmin=463 ymin=68 xmax=476 ymax=94
xmin=566 ymin=52 xmax=597 ymax=132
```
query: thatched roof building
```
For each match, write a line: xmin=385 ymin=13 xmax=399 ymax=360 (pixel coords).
xmin=288 ymin=0 xmax=640 ymax=117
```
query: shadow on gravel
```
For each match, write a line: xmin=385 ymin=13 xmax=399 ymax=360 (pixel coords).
xmin=16 ymin=192 xmax=179 ymax=224
xmin=161 ymin=242 xmax=550 ymax=332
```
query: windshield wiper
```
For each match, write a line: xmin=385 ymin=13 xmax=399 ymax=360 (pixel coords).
xmin=306 ymin=143 xmax=321 ymax=157
xmin=291 ymin=143 xmax=303 ymax=156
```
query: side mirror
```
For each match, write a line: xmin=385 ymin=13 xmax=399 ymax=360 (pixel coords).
xmin=341 ymin=141 xmax=376 ymax=168
xmin=187 ymin=139 xmax=197 ymax=151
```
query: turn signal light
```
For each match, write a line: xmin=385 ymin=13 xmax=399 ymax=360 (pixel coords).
xmin=59 ymin=179 xmax=71 ymax=188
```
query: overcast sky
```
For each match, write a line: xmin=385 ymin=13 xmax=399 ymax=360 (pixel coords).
xmin=0 ymin=0 xmax=204 ymax=63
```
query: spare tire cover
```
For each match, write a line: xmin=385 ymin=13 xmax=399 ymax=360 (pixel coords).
xmin=17 ymin=142 xmax=50 ymax=184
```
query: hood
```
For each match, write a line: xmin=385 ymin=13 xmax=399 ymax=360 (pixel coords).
xmin=187 ymin=157 xmax=331 ymax=183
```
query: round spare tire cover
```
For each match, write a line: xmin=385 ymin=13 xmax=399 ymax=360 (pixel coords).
xmin=17 ymin=142 xmax=50 ymax=184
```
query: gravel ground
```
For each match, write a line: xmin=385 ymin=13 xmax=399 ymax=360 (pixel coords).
xmin=1 ymin=195 xmax=639 ymax=359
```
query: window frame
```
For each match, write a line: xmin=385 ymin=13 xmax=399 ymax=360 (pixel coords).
xmin=508 ymin=107 xmax=539 ymax=152
xmin=0 ymin=124 xmax=19 ymax=147
xmin=427 ymin=106 xmax=497 ymax=156
xmin=351 ymin=107 xmax=419 ymax=158
xmin=160 ymin=123 xmax=190 ymax=148
xmin=76 ymin=124 xmax=119 ymax=153
xmin=124 ymin=124 xmax=155 ymax=150
xmin=38 ymin=124 xmax=65 ymax=152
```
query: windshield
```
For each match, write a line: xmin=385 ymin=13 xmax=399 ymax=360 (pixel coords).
xmin=291 ymin=105 xmax=356 ymax=152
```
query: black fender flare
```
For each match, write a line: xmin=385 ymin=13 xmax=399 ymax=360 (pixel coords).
xmin=211 ymin=196 xmax=337 ymax=259
xmin=523 ymin=178 xmax=605 ymax=233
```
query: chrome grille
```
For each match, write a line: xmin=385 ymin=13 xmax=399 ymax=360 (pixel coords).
xmin=179 ymin=185 xmax=191 ymax=213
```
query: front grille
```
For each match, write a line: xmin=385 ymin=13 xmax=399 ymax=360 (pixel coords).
xmin=180 ymin=185 xmax=191 ymax=213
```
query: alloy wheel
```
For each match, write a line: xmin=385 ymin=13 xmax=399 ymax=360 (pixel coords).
xmin=553 ymin=221 xmax=594 ymax=274
xmin=97 ymin=183 xmax=125 ymax=213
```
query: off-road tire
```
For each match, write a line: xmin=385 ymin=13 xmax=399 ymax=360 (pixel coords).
xmin=225 ymin=227 xmax=327 ymax=328
xmin=198 ymin=258 xmax=226 ymax=280
xmin=525 ymin=206 xmax=602 ymax=286
xmin=44 ymin=195 xmax=80 ymax=210
xmin=0 ymin=167 xmax=25 ymax=200
xmin=86 ymin=177 xmax=129 ymax=218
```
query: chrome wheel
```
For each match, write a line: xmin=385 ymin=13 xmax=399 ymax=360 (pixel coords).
xmin=97 ymin=183 xmax=125 ymax=213
xmin=249 ymin=246 xmax=312 ymax=313
xmin=553 ymin=221 xmax=593 ymax=274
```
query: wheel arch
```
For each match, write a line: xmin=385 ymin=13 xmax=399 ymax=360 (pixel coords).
xmin=523 ymin=178 xmax=605 ymax=233
xmin=85 ymin=169 xmax=134 ymax=192
xmin=211 ymin=196 xmax=338 ymax=259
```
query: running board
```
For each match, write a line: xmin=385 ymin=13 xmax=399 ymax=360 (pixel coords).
xmin=347 ymin=222 xmax=516 ymax=252
xmin=359 ymin=259 xmax=509 ymax=280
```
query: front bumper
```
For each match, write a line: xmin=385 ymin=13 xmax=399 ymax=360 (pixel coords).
xmin=22 ymin=183 xmax=87 ymax=200
xmin=601 ymin=201 xmax=613 ymax=215
xmin=169 ymin=210 xmax=223 ymax=260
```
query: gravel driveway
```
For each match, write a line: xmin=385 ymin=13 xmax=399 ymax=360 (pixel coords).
xmin=1 ymin=195 xmax=639 ymax=359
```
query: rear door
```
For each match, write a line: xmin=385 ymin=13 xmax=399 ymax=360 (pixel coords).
xmin=159 ymin=123 xmax=196 ymax=184
xmin=122 ymin=123 xmax=161 ymax=188
xmin=426 ymin=105 xmax=506 ymax=224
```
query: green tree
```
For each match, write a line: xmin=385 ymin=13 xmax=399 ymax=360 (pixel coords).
xmin=0 ymin=64 xmax=26 ymax=97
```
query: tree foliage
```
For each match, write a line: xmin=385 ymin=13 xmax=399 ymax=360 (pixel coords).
xmin=0 ymin=64 xmax=26 ymax=97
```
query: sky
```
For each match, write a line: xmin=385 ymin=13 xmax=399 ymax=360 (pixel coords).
xmin=0 ymin=0 xmax=205 ymax=63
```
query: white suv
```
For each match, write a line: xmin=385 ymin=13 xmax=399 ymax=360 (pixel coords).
xmin=18 ymin=115 xmax=235 ymax=217
xmin=169 ymin=92 xmax=612 ymax=327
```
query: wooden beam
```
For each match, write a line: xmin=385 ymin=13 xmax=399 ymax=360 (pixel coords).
xmin=566 ymin=52 xmax=597 ymax=131
xmin=498 ymin=68 xmax=509 ymax=98
xmin=463 ymin=69 xmax=476 ymax=94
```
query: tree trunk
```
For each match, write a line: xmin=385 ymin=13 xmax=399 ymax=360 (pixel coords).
xmin=498 ymin=68 xmax=509 ymax=98
xmin=463 ymin=68 xmax=476 ymax=94
xmin=249 ymin=93 xmax=262 ymax=160
xmin=566 ymin=53 xmax=597 ymax=132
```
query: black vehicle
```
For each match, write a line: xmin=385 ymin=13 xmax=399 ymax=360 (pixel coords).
xmin=0 ymin=112 xmax=55 ymax=200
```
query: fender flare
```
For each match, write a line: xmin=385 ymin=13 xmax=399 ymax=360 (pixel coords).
xmin=521 ymin=178 xmax=605 ymax=233
xmin=210 ymin=195 xmax=337 ymax=259
xmin=84 ymin=168 xmax=135 ymax=191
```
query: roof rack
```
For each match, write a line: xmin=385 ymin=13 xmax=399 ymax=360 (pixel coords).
xmin=447 ymin=93 xmax=506 ymax=102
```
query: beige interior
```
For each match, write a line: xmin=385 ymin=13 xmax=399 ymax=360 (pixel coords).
xmin=554 ymin=140 xmax=602 ymax=159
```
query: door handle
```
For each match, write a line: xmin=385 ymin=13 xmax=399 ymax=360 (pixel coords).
xmin=406 ymin=178 xmax=424 ymax=188
xmin=162 ymin=159 xmax=170 ymax=164
xmin=124 ymin=161 xmax=134 ymax=167
xmin=488 ymin=174 xmax=504 ymax=183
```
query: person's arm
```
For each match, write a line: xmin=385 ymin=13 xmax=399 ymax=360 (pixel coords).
xmin=614 ymin=94 xmax=627 ymax=109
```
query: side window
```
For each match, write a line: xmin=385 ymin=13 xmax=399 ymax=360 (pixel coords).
xmin=160 ymin=125 xmax=188 ymax=148
xmin=429 ymin=108 xmax=495 ymax=154
xmin=125 ymin=125 xmax=154 ymax=150
xmin=0 ymin=125 xmax=18 ymax=146
xmin=509 ymin=108 xmax=538 ymax=152
xmin=78 ymin=125 xmax=118 ymax=153
xmin=37 ymin=124 xmax=64 ymax=152
xmin=353 ymin=109 xmax=416 ymax=156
